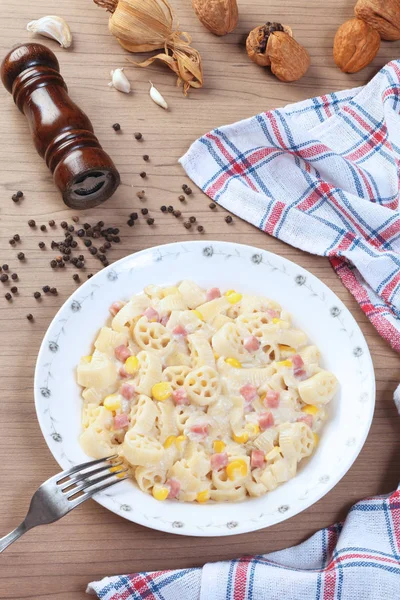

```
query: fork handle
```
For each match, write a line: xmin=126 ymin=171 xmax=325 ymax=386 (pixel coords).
xmin=0 ymin=522 xmax=27 ymax=553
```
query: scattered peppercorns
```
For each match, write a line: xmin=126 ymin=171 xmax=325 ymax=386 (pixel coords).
xmin=197 ymin=225 xmax=204 ymax=233
xmin=141 ymin=208 xmax=149 ymax=215
xmin=130 ymin=212 xmax=138 ymax=221
xmin=28 ymin=219 xmax=36 ymax=228
xmin=0 ymin=274 xmax=8 ymax=283
xmin=127 ymin=219 xmax=134 ymax=227
xmin=173 ymin=210 xmax=182 ymax=217
xmin=9 ymin=239 xmax=16 ymax=246
xmin=2 ymin=265 xmax=8 ymax=271
xmin=184 ymin=222 xmax=192 ymax=229
xmin=10 ymin=286 xmax=18 ymax=294
xmin=33 ymin=291 xmax=41 ymax=299
xmin=17 ymin=252 xmax=25 ymax=260
xmin=11 ymin=273 xmax=18 ymax=281
xmin=42 ymin=285 xmax=50 ymax=293
xmin=48 ymin=220 xmax=55 ymax=227
xmin=143 ymin=154 xmax=149 ymax=161
xmin=16 ymin=191 xmax=23 ymax=198
xmin=112 ymin=123 xmax=121 ymax=131
xmin=87 ymin=273 xmax=93 ymax=279
xmin=50 ymin=287 xmax=57 ymax=295
xmin=26 ymin=313 xmax=33 ymax=321
xmin=61 ymin=221 xmax=68 ymax=229
xmin=50 ymin=260 xmax=57 ymax=268
xmin=5 ymin=293 xmax=12 ymax=301
xmin=134 ymin=132 xmax=142 ymax=140
xmin=11 ymin=194 xmax=19 ymax=203
xmin=84 ymin=239 xmax=92 ymax=247
xmin=209 ymin=203 xmax=216 ymax=209
xmin=38 ymin=242 xmax=45 ymax=249
xmin=189 ymin=216 xmax=196 ymax=223
xmin=13 ymin=234 xmax=20 ymax=242
xmin=225 ymin=216 xmax=233 ymax=223
xmin=73 ymin=273 xmax=80 ymax=282
xmin=72 ymin=216 xmax=79 ymax=223
xmin=77 ymin=229 xmax=85 ymax=237
xmin=178 ymin=195 xmax=185 ymax=202
xmin=136 ymin=191 xmax=145 ymax=200
xmin=89 ymin=247 xmax=98 ymax=255
xmin=139 ymin=171 xmax=147 ymax=179
xmin=40 ymin=224 xmax=47 ymax=232
xmin=160 ymin=205 xmax=167 ymax=212
xmin=147 ymin=218 xmax=155 ymax=225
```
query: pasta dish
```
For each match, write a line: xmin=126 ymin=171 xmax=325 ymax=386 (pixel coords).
xmin=77 ymin=281 xmax=338 ymax=503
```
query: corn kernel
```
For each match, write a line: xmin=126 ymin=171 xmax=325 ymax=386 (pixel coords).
xmin=109 ymin=466 xmax=126 ymax=478
xmin=196 ymin=490 xmax=210 ymax=503
xmin=265 ymin=446 xmax=281 ymax=461
xmin=152 ymin=485 xmax=169 ymax=501
xmin=225 ymin=357 xmax=242 ymax=368
xmin=81 ymin=355 xmax=92 ymax=364
xmin=163 ymin=286 xmax=179 ymax=297
xmin=152 ymin=382 xmax=172 ymax=401
xmin=213 ymin=440 xmax=226 ymax=453
xmin=226 ymin=293 xmax=242 ymax=305
xmin=232 ymin=431 xmax=249 ymax=444
xmin=276 ymin=359 xmax=292 ymax=367
xmin=272 ymin=318 xmax=282 ymax=324
xmin=191 ymin=309 xmax=204 ymax=321
xmin=245 ymin=423 xmax=260 ymax=436
xmin=214 ymin=352 xmax=220 ymax=360
xmin=175 ymin=435 xmax=187 ymax=449
xmin=164 ymin=435 xmax=177 ymax=449
xmin=225 ymin=289 xmax=235 ymax=296
xmin=313 ymin=433 xmax=319 ymax=447
xmin=125 ymin=355 xmax=139 ymax=374
xmin=278 ymin=344 xmax=296 ymax=354
xmin=103 ymin=395 xmax=121 ymax=411
xmin=226 ymin=459 xmax=248 ymax=480
xmin=302 ymin=405 xmax=319 ymax=415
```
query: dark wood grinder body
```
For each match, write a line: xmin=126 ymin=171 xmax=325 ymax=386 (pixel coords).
xmin=1 ymin=43 xmax=120 ymax=209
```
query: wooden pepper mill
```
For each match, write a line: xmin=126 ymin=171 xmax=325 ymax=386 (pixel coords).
xmin=1 ymin=43 xmax=120 ymax=209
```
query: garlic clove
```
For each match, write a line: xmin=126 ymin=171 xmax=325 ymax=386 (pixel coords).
xmin=149 ymin=82 xmax=168 ymax=110
xmin=109 ymin=68 xmax=131 ymax=94
xmin=27 ymin=15 xmax=72 ymax=48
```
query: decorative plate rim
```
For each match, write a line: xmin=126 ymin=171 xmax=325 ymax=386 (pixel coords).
xmin=34 ymin=241 xmax=376 ymax=537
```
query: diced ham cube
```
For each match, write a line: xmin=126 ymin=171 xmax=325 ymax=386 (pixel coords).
xmin=109 ymin=301 xmax=124 ymax=316
xmin=264 ymin=389 xmax=280 ymax=408
xmin=167 ymin=478 xmax=181 ymax=499
xmin=114 ymin=344 xmax=131 ymax=362
xmin=143 ymin=307 xmax=159 ymax=322
xmin=173 ymin=325 xmax=188 ymax=337
xmin=292 ymin=354 xmax=304 ymax=369
xmin=210 ymin=452 xmax=229 ymax=470
xmin=240 ymin=383 xmax=258 ymax=403
xmin=119 ymin=366 xmax=129 ymax=378
xmin=206 ymin=287 xmax=221 ymax=301
xmin=251 ymin=449 xmax=265 ymax=469
xmin=172 ymin=388 xmax=189 ymax=405
xmin=120 ymin=383 xmax=135 ymax=400
xmin=160 ymin=315 xmax=169 ymax=327
xmin=258 ymin=411 xmax=274 ymax=431
xmin=189 ymin=423 xmax=208 ymax=440
xmin=113 ymin=413 xmax=129 ymax=429
xmin=266 ymin=308 xmax=280 ymax=319
xmin=294 ymin=369 xmax=307 ymax=380
xmin=297 ymin=414 xmax=313 ymax=428
xmin=244 ymin=335 xmax=260 ymax=353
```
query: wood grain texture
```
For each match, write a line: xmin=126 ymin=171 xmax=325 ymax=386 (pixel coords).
xmin=0 ymin=0 xmax=399 ymax=598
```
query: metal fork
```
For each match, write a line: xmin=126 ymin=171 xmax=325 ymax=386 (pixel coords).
xmin=0 ymin=455 xmax=128 ymax=553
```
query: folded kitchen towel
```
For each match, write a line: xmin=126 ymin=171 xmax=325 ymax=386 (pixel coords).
xmin=87 ymin=486 xmax=400 ymax=599
xmin=180 ymin=61 xmax=400 ymax=353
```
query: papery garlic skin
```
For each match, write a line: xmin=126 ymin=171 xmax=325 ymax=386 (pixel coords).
xmin=27 ymin=16 xmax=72 ymax=48
xmin=109 ymin=68 xmax=131 ymax=94
xmin=149 ymin=82 xmax=168 ymax=109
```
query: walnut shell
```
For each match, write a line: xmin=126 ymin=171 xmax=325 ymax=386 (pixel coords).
xmin=266 ymin=31 xmax=310 ymax=82
xmin=246 ymin=22 xmax=293 ymax=67
xmin=333 ymin=18 xmax=380 ymax=73
xmin=192 ymin=0 xmax=238 ymax=36
xmin=355 ymin=0 xmax=400 ymax=41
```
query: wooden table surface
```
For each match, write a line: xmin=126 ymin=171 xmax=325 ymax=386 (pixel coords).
xmin=0 ymin=0 xmax=399 ymax=598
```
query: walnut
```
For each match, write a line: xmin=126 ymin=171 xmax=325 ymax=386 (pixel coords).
xmin=333 ymin=18 xmax=380 ymax=73
xmin=192 ymin=0 xmax=238 ymax=36
xmin=246 ymin=24 xmax=309 ymax=82
xmin=355 ymin=0 xmax=400 ymax=41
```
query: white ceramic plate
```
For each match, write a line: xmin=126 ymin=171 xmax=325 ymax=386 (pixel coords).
xmin=34 ymin=241 xmax=375 ymax=537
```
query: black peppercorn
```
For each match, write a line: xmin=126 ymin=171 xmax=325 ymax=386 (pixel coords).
xmin=40 ymin=224 xmax=47 ymax=232
xmin=51 ymin=241 xmax=59 ymax=249
xmin=76 ymin=260 xmax=83 ymax=269
xmin=137 ymin=191 xmax=145 ymax=200
xmin=98 ymin=254 xmax=106 ymax=262
xmin=68 ymin=225 xmax=74 ymax=232
xmin=197 ymin=225 xmax=204 ymax=233
xmin=28 ymin=219 xmax=36 ymax=227
xmin=189 ymin=216 xmax=196 ymax=223
xmin=17 ymin=252 xmax=25 ymax=260
xmin=50 ymin=260 xmax=57 ymax=268
xmin=70 ymin=257 xmax=78 ymax=265
xmin=78 ymin=254 xmax=84 ymax=262
xmin=179 ymin=195 xmax=185 ymax=202
xmin=182 ymin=184 xmax=188 ymax=191
xmin=10 ymin=286 xmax=18 ymax=294
xmin=5 ymin=293 xmax=12 ymax=300
xmin=143 ymin=154 xmax=149 ymax=161
xmin=33 ymin=291 xmax=41 ymax=299
xmin=173 ymin=210 xmax=182 ymax=218
xmin=50 ymin=287 xmax=57 ymax=295
xmin=77 ymin=229 xmax=85 ymax=237
xmin=63 ymin=255 xmax=70 ymax=262
xmin=184 ymin=222 xmax=192 ymax=229
xmin=106 ymin=235 xmax=113 ymax=242
xmin=61 ymin=221 xmax=68 ymax=229
xmin=2 ymin=265 xmax=8 ymax=271
xmin=225 ymin=215 xmax=233 ymax=223
xmin=84 ymin=239 xmax=92 ymax=247
xmin=130 ymin=212 xmax=138 ymax=220
xmin=113 ymin=236 xmax=120 ymax=243
xmin=27 ymin=313 xmax=33 ymax=321
xmin=209 ymin=203 xmax=216 ymax=209
xmin=48 ymin=220 xmax=55 ymax=227
xmin=38 ymin=242 xmax=45 ymax=249
xmin=12 ymin=194 xmax=19 ymax=203
xmin=13 ymin=234 xmax=20 ymax=242
xmin=93 ymin=231 xmax=100 ymax=239
xmin=16 ymin=191 xmax=23 ymax=198
xmin=9 ymin=239 xmax=16 ymax=246
xmin=184 ymin=187 xmax=192 ymax=195
xmin=72 ymin=216 xmax=79 ymax=223
xmin=139 ymin=171 xmax=147 ymax=179
xmin=141 ymin=208 xmax=149 ymax=215
xmin=112 ymin=123 xmax=121 ymax=131
xmin=58 ymin=261 xmax=65 ymax=268
xmin=99 ymin=246 xmax=106 ymax=253
xmin=89 ymin=247 xmax=98 ymax=255
xmin=147 ymin=218 xmax=155 ymax=225
xmin=112 ymin=228 xmax=119 ymax=234
xmin=42 ymin=285 xmax=50 ymax=293
xmin=127 ymin=219 xmax=134 ymax=227
xmin=160 ymin=205 xmax=167 ymax=212
xmin=167 ymin=205 xmax=174 ymax=213
xmin=11 ymin=273 xmax=18 ymax=281
xmin=134 ymin=132 xmax=142 ymax=140
xmin=83 ymin=223 xmax=90 ymax=230
xmin=0 ymin=274 xmax=8 ymax=283
xmin=98 ymin=221 xmax=104 ymax=228
xmin=73 ymin=273 xmax=80 ymax=282
xmin=71 ymin=240 xmax=78 ymax=248
xmin=87 ymin=273 xmax=93 ymax=279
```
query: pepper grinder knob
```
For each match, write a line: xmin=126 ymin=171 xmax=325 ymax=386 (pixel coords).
xmin=1 ymin=43 xmax=120 ymax=209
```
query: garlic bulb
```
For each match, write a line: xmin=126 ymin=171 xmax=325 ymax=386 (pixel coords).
xmin=27 ymin=16 xmax=72 ymax=48
xmin=149 ymin=82 xmax=168 ymax=109
xmin=109 ymin=68 xmax=131 ymax=93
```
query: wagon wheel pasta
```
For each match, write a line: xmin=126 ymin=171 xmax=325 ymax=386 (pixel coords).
xmin=77 ymin=281 xmax=338 ymax=503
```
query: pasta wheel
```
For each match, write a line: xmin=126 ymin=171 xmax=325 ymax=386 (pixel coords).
xmin=123 ymin=430 xmax=164 ymax=467
xmin=188 ymin=333 xmax=215 ymax=368
xmin=175 ymin=405 xmax=196 ymax=433
xmin=135 ymin=466 xmax=166 ymax=493
xmin=111 ymin=295 xmax=150 ymax=332
xmin=134 ymin=317 xmax=173 ymax=355
xmin=237 ymin=312 xmax=272 ymax=338
xmin=163 ymin=366 xmax=192 ymax=390
xmin=178 ymin=280 xmax=207 ymax=308
xmin=94 ymin=327 xmax=129 ymax=355
xmin=134 ymin=351 xmax=162 ymax=396
xmin=279 ymin=422 xmax=315 ymax=461
xmin=212 ymin=323 xmax=248 ymax=362
xmin=298 ymin=370 xmax=338 ymax=405
xmin=130 ymin=395 xmax=159 ymax=435
xmin=77 ymin=352 xmax=118 ymax=391
xmin=184 ymin=366 xmax=221 ymax=406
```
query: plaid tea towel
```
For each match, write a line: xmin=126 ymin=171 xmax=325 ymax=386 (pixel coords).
xmin=180 ymin=61 xmax=400 ymax=353
xmin=87 ymin=486 xmax=400 ymax=599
